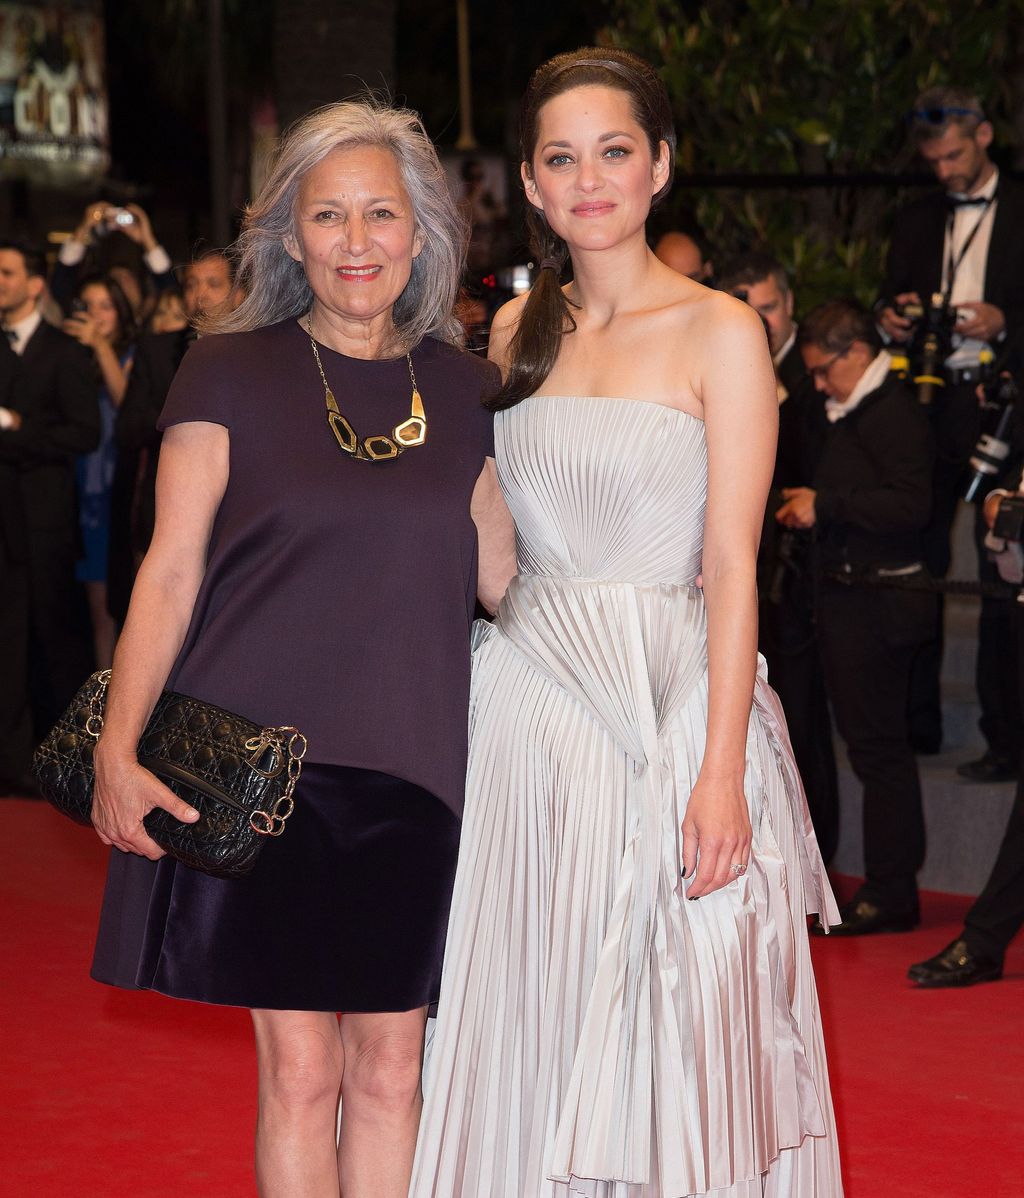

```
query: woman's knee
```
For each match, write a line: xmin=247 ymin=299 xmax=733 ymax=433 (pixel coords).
xmin=252 ymin=1011 xmax=344 ymax=1112
xmin=342 ymin=1024 xmax=424 ymax=1113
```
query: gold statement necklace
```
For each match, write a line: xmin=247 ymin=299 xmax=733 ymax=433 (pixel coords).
xmin=306 ymin=313 xmax=427 ymax=462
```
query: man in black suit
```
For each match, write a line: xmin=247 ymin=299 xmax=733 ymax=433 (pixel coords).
xmin=779 ymin=300 xmax=935 ymax=934
xmin=909 ymin=474 xmax=1024 ymax=985
xmin=0 ymin=240 xmax=99 ymax=789
xmin=719 ymin=252 xmax=839 ymax=861
xmin=107 ymin=249 xmax=241 ymax=623
xmin=879 ymin=87 xmax=1024 ymax=775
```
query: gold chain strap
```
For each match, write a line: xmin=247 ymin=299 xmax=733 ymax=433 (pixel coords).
xmin=83 ymin=668 xmax=305 ymax=838
xmin=246 ymin=727 xmax=308 ymax=836
xmin=85 ymin=669 xmax=112 ymax=738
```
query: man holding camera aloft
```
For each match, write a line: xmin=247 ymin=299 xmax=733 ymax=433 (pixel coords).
xmin=878 ymin=88 xmax=1024 ymax=779
xmin=51 ymin=201 xmax=175 ymax=321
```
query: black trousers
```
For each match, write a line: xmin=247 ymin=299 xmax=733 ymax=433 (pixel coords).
xmin=819 ymin=584 xmax=935 ymax=910
xmin=974 ymin=503 xmax=1022 ymax=758
xmin=907 ymin=382 xmax=980 ymax=748
xmin=760 ymin=593 xmax=839 ymax=864
xmin=24 ymin=525 xmax=92 ymax=742
xmin=962 ymin=601 xmax=1024 ymax=958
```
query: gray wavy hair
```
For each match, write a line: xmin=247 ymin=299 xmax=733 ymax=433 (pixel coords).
xmin=211 ymin=98 xmax=466 ymax=348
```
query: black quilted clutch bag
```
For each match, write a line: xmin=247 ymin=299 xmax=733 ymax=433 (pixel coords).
xmin=33 ymin=670 xmax=307 ymax=880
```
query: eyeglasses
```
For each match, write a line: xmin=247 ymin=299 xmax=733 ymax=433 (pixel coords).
xmin=909 ymin=106 xmax=985 ymax=125
xmin=807 ymin=346 xmax=850 ymax=381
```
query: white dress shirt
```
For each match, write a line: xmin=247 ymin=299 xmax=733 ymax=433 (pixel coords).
xmin=772 ymin=325 xmax=798 ymax=403
xmin=2 ymin=307 xmax=42 ymax=356
xmin=943 ymin=168 xmax=999 ymax=369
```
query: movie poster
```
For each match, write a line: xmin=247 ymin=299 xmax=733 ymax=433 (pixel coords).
xmin=0 ymin=0 xmax=109 ymax=179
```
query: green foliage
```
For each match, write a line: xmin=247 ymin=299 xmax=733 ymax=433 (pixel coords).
xmin=606 ymin=0 xmax=1024 ymax=309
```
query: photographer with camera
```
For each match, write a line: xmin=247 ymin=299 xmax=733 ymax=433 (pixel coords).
xmin=878 ymin=88 xmax=1024 ymax=775
xmin=50 ymin=201 xmax=176 ymax=322
xmin=778 ymin=299 xmax=935 ymax=934
xmin=909 ymin=460 xmax=1024 ymax=986
xmin=719 ymin=251 xmax=839 ymax=860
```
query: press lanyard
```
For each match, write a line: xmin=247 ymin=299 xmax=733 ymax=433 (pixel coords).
xmin=943 ymin=197 xmax=995 ymax=304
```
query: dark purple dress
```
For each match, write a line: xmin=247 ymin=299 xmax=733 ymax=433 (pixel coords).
xmin=91 ymin=318 xmax=496 ymax=1011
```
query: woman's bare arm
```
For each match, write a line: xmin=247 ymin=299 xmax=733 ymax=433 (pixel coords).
xmin=92 ymin=420 xmax=229 ymax=858
xmin=683 ymin=297 xmax=778 ymax=898
xmin=471 ymin=458 xmax=517 ymax=613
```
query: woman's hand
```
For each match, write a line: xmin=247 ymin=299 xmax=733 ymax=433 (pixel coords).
xmin=682 ymin=771 xmax=752 ymax=899
xmin=63 ymin=311 xmax=102 ymax=350
xmin=92 ymin=746 xmax=199 ymax=859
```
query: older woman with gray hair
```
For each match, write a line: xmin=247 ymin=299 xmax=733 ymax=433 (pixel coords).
xmin=88 ymin=99 xmax=515 ymax=1197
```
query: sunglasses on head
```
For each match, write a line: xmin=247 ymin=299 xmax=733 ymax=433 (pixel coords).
xmin=909 ymin=106 xmax=984 ymax=125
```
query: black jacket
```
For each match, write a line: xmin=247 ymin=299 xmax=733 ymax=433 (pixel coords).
xmin=775 ymin=341 xmax=826 ymax=489
xmin=814 ymin=370 xmax=933 ymax=570
xmin=883 ymin=176 xmax=1024 ymax=343
xmin=0 ymin=321 xmax=98 ymax=549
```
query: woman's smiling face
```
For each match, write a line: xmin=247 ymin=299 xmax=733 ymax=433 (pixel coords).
xmin=523 ymin=84 xmax=670 ymax=254
xmin=286 ymin=144 xmax=423 ymax=328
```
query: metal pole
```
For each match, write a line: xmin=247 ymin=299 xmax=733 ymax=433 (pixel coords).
xmin=455 ymin=0 xmax=477 ymax=151
xmin=207 ymin=0 xmax=231 ymax=245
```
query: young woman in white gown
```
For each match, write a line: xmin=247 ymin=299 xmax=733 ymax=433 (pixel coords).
xmin=411 ymin=47 xmax=844 ymax=1197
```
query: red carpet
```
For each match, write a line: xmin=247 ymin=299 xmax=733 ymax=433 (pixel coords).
xmin=2 ymin=798 xmax=1022 ymax=1197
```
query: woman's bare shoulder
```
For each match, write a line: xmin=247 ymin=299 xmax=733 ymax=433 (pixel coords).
xmin=487 ymin=293 xmax=531 ymax=370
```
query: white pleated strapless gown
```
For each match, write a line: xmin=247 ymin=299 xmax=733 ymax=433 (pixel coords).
xmin=410 ymin=395 xmax=844 ymax=1197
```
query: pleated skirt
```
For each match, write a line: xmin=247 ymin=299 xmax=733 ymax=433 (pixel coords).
xmin=411 ymin=623 xmax=843 ymax=1197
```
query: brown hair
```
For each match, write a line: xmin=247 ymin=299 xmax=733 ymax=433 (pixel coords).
xmin=797 ymin=298 xmax=881 ymax=356
xmin=490 ymin=47 xmax=676 ymax=410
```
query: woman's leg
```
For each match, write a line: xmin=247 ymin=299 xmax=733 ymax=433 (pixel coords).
xmin=251 ymin=1008 xmax=345 ymax=1198
xmin=338 ymin=1007 xmax=428 ymax=1198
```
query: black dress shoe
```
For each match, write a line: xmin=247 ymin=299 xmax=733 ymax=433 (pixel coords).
xmin=955 ymin=751 xmax=1018 ymax=783
xmin=812 ymin=896 xmax=919 ymax=936
xmin=907 ymin=938 xmax=1003 ymax=988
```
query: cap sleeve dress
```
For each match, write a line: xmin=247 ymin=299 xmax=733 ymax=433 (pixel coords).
xmin=91 ymin=317 xmax=498 ymax=1012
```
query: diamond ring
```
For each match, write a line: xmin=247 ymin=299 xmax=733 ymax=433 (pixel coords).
xmin=730 ymin=863 xmax=747 ymax=876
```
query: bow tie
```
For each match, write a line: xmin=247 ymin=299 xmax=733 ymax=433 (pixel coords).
xmin=948 ymin=194 xmax=992 ymax=210
xmin=2 ymin=328 xmax=14 ymax=345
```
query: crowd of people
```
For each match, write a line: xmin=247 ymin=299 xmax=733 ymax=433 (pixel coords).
xmin=643 ymin=86 xmax=1024 ymax=989
xmin=1 ymin=61 xmax=1022 ymax=1198
xmin=0 ymin=209 xmax=242 ymax=795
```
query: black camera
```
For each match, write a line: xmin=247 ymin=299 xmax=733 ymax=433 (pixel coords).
xmin=993 ymin=494 xmax=1024 ymax=543
xmin=893 ymin=291 xmax=958 ymax=405
xmin=964 ymin=374 xmax=1018 ymax=502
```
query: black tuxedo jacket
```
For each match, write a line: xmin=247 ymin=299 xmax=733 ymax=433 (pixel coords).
xmin=0 ymin=321 xmax=98 ymax=556
xmin=883 ymin=176 xmax=1024 ymax=341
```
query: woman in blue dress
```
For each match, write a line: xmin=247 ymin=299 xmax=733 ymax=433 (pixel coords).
xmin=64 ymin=274 xmax=137 ymax=668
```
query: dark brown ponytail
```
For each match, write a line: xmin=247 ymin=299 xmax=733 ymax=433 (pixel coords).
xmin=488 ymin=47 xmax=676 ymax=411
